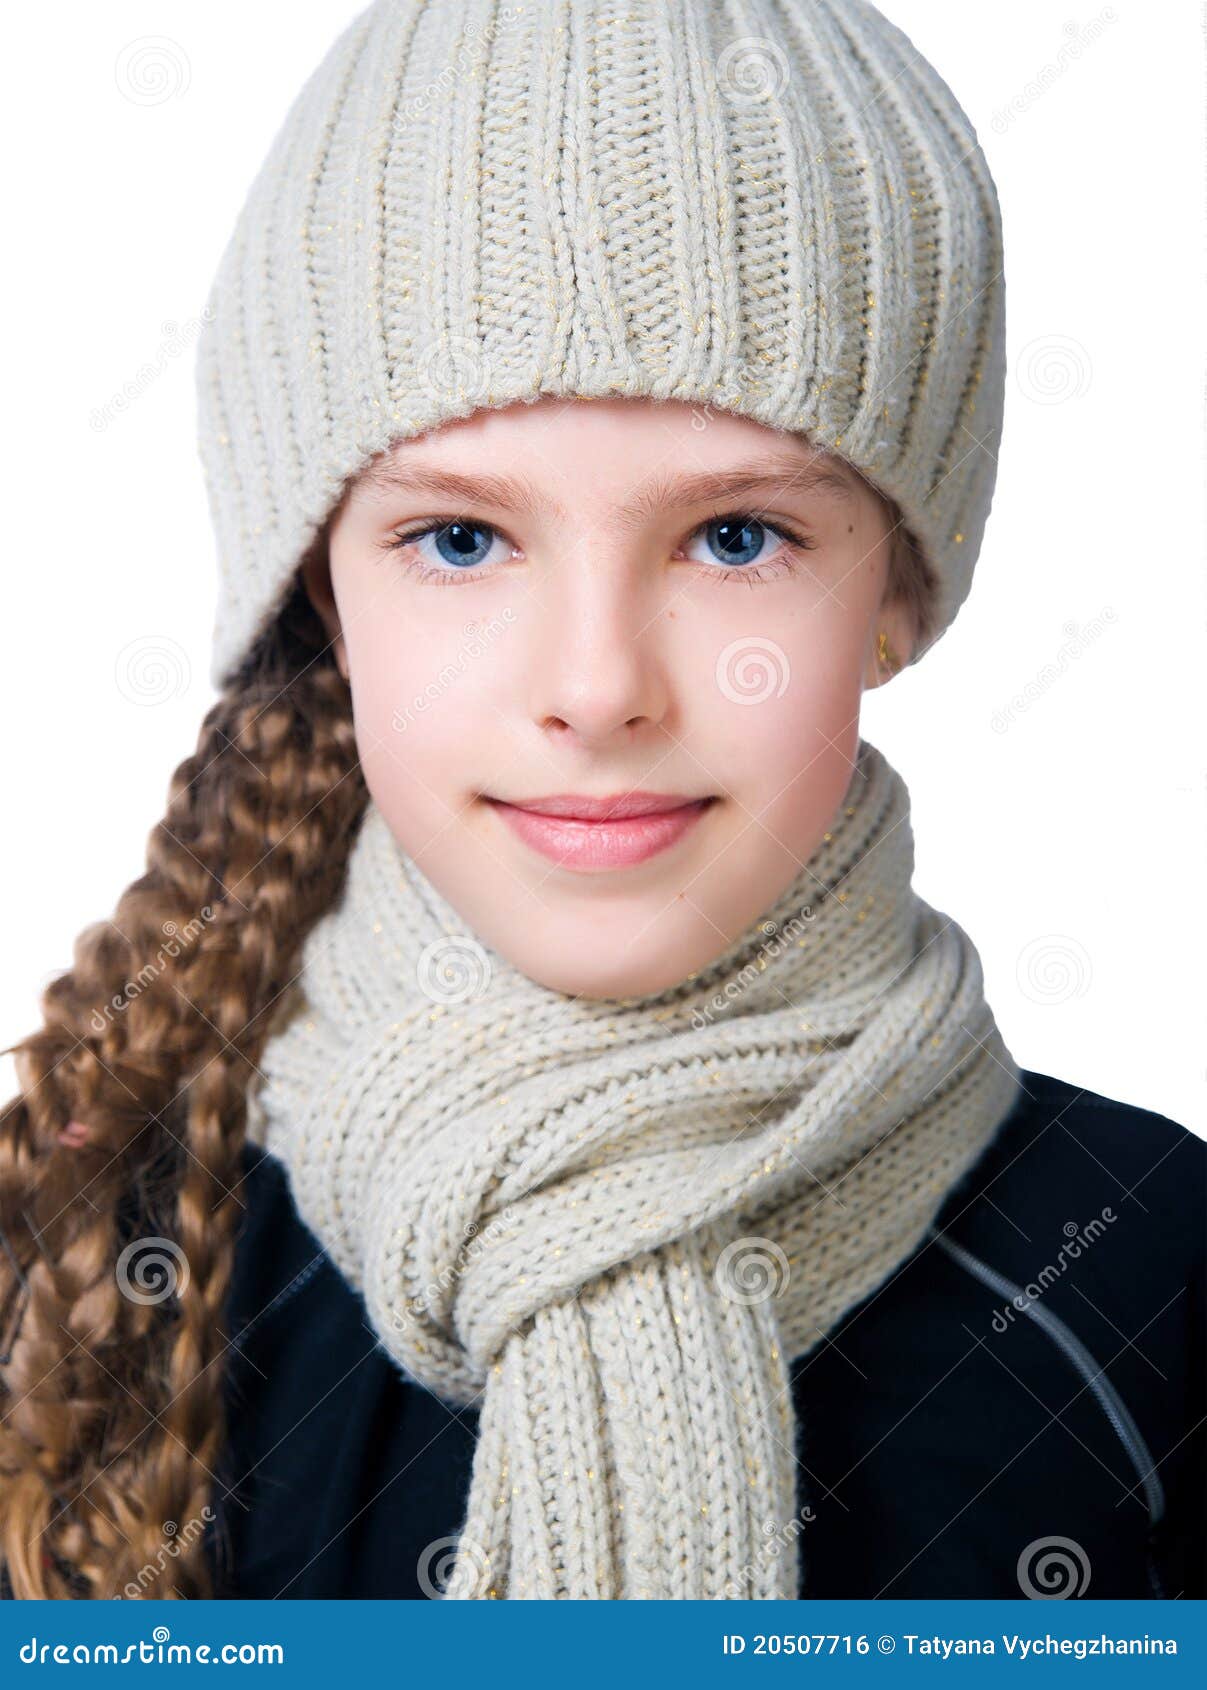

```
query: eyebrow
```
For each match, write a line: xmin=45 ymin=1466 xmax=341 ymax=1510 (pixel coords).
xmin=357 ymin=450 xmax=861 ymax=528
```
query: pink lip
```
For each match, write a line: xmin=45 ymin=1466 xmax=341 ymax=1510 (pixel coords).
xmin=485 ymin=792 xmax=717 ymax=871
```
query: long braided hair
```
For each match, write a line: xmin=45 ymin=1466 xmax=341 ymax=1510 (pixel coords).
xmin=0 ymin=558 xmax=368 ymax=1599
xmin=0 ymin=472 xmax=934 ymax=1600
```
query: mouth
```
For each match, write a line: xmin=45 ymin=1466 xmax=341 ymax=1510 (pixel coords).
xmin=482 ymin=791 xmax=719 ymax=872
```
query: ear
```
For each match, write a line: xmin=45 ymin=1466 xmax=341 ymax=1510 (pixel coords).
xmin=863 ymin=600 xmax=916 ymax=690
xmin=300 ymin=534 xmax=349 ymax=682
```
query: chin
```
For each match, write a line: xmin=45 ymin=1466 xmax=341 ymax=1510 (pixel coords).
xmin=517 ymin=945 xmax=697 ymax=1004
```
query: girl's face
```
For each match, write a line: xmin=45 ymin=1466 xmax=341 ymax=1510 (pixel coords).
xmin=305 ymin=397 xmax=912 ymax=999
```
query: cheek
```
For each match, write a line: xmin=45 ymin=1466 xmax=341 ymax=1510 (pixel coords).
xmin=686 ymin=591 xmax=866 ymax=758
xmin=680 ymin=596 xmax=868 ymax=852
xmin=339 ymin=594 xmax=493 ymax=830
xmin=338 ymin=558 xmax=872 ymax=862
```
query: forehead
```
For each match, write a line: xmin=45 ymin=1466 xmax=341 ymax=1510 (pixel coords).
xmin=354 ymin=437 xmax=867 ymax=523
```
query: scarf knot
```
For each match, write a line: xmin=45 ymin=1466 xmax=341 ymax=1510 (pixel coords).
xmin=250 ymin=739 xmax=1021 ymax=1598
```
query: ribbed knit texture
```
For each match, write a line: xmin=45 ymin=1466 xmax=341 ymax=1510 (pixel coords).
xmin=248 ymin=738 xmax=1023 ymax=1598
xmin=197 ymin=0 xmax=1006 ymax=689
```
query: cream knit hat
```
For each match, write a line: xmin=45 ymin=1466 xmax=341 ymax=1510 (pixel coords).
xmin=196 ymin=0 xmax=1005 ymax=690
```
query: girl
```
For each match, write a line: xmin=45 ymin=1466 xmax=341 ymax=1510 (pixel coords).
xmin=2 ymin=0 xmax=1202 ymax=1604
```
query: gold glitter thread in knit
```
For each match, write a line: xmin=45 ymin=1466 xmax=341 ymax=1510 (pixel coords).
xmin=197 ymin=0 xmax=1007 ymax=689
xmin=249 ymin=738 xmax=1024 ymax=1598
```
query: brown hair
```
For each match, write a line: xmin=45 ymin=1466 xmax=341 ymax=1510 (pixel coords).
xmin=0 ymin=574 xmax=366 ymax=1598
xmin=884 ymin=514 xmax=941 ymax=657
xmin=794 ymin=435 xmax=941 ymax=661
xmin=0 ymin=474 xmax=933 ymax=1599
xmin=846 ymin=453 xmax=941 ymax=659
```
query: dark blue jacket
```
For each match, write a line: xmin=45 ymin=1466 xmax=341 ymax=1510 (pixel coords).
xmin=206 ymin=1070 xmax=1205 ymax=1600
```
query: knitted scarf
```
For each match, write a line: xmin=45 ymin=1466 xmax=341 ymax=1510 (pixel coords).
xmin=248 ymin=737 xmax=1023 ymax=1599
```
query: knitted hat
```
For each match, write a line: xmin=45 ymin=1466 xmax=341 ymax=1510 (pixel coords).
xmin=196 ymin=0 xmax=1005 ymax=691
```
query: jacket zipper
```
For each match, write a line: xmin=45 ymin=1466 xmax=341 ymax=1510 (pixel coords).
xmin=929 ymin=1228 xmax=1167 ymax=1597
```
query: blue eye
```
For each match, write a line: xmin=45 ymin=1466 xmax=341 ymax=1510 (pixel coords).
xmin=383 ymin=510 xmax=815 ymax=585
xmin=688 ymin=517 xmax=776 ymax=567
xmin=683 ymin=514 xmax=815 ymax=576
xmin=401 ymin=520 xmax=509 ymax=571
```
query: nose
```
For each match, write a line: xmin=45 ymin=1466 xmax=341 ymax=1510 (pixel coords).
xmin=525 ymin=550 xmax=670 ymax=745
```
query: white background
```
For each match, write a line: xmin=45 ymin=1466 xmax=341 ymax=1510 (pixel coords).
xmin=1 ymin=2 xmax=1203 ymax=1136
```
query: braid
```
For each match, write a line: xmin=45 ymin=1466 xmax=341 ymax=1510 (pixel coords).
xmin=0 ymin=575 xmax=367 ymax=1598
